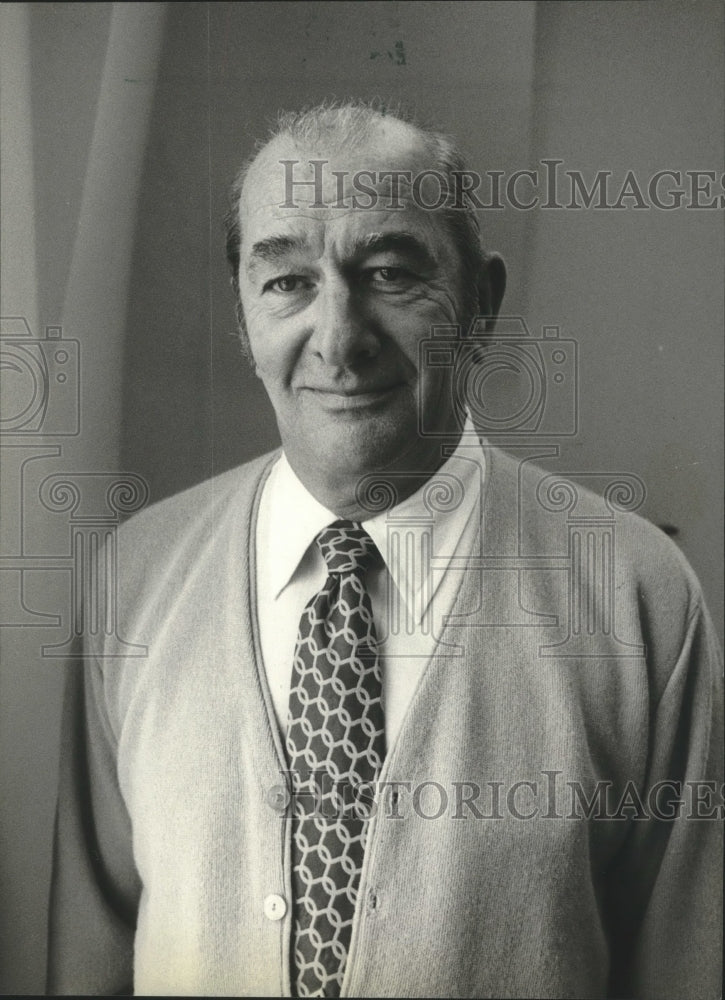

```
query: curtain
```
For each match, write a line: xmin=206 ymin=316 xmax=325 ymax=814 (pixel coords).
xmin=0 ymin=5 xmax=166 ymax=991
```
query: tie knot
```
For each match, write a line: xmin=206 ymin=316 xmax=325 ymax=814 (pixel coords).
xmin=317 ymin=520 xmax=378 ymax=575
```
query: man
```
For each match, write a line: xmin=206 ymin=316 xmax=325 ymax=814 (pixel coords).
xmin=47 ymin=102 xmax=722 ymax=998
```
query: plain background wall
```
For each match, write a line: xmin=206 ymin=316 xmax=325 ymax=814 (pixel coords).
xmin=0 ymin=2 xmax=722 ymax=993
xmin=525 ymin=1 xmax=724 ymax=643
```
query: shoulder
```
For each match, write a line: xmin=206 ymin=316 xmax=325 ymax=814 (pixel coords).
xmin=117 ymin=450 xmax=279 ymax=552
xmin=486 ymin=444 xmax=701 ymax=595
xmin=483 ymin=445 xmax=717 ymax=692
xmin=111 ymin=450 xmax=279 ymax=610
xmin=91 ymin=449 xmax=280 ymax=664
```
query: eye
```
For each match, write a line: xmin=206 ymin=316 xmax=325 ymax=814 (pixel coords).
xmin=365 ymin=266 xmax=417 ymax=289
xmin=374 ymin=267 xmax=404 ymax=281
xmin=263 ymin=275 xmax=309 ymax=294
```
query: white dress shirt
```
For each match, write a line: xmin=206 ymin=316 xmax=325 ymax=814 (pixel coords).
xmin=255 ymin=423 xmax=486 ymax=747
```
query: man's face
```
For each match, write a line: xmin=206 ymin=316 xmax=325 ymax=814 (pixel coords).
xmin=238 ymin=122 xmax=469 ymax=506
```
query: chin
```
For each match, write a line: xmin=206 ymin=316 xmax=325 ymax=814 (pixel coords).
xmin=322 ymin=421 xmax=424 ymax=480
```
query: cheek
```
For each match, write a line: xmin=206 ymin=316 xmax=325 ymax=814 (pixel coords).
xmin=373 ymin=297 xmax=459 ymax=368
xmin=247 ymin=324 xmax=313 ymax=403
xmin=246 ymin=322 xmax=284 ymax=383
xmin=239 ymin=288 xmax=280 ymax=364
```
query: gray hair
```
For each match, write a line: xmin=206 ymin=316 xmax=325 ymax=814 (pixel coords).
xmin=224 ymin=99 xmax=488 ymax=358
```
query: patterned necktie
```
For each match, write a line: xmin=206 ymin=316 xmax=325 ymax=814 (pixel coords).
xmin=286 ymin=520 xmax=386 ymax=998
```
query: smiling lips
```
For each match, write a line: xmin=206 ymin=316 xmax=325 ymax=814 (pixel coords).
xmin=302 ymin=383 xmax=403 ymax=410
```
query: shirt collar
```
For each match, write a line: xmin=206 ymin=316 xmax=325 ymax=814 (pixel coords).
xmin=267 ymin=420 xmax=485 ymax=623
xmin=265 ymin=457 xmax=338 ymax=601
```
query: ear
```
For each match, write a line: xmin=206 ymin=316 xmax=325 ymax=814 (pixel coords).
xmin=478 ymin=253 xmax=507 ymax=332
xmin=231 ymin=275 xmax=257 ymax=370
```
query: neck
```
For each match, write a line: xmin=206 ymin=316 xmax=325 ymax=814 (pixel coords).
xmin=284 ymin=431 xmax=465 ymax=521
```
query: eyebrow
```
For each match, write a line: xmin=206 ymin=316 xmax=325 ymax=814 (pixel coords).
xmin=247 ymin=234 xmax=311 ymax=272
xmin=348 ymin=232 xmax=438 ymax=271
xmin=245 ymin=229 xmax=438 ymax=275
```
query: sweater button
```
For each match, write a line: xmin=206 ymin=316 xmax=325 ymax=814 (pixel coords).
xmin=264 ymin=894 xmax=287 ymax=921
xmin=266 ymin=784 xmax=290 ymax=811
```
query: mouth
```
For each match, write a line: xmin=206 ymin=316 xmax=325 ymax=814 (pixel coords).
xmin=302 ymin=384 xmax=404 ymax=411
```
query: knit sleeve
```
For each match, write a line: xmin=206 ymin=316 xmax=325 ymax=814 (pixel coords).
xmin=45 ymin=654 xmax=140 ymax=995
xmin=606 ymin=595 xmax=723 ymax=1000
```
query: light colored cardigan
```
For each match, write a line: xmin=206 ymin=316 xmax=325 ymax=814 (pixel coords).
xmin=47 ymin=446 xmax=723 ymax=998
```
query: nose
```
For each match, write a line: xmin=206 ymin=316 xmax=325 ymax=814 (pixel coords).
xmin=307 ymin=277 xmax=380 ymax=367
